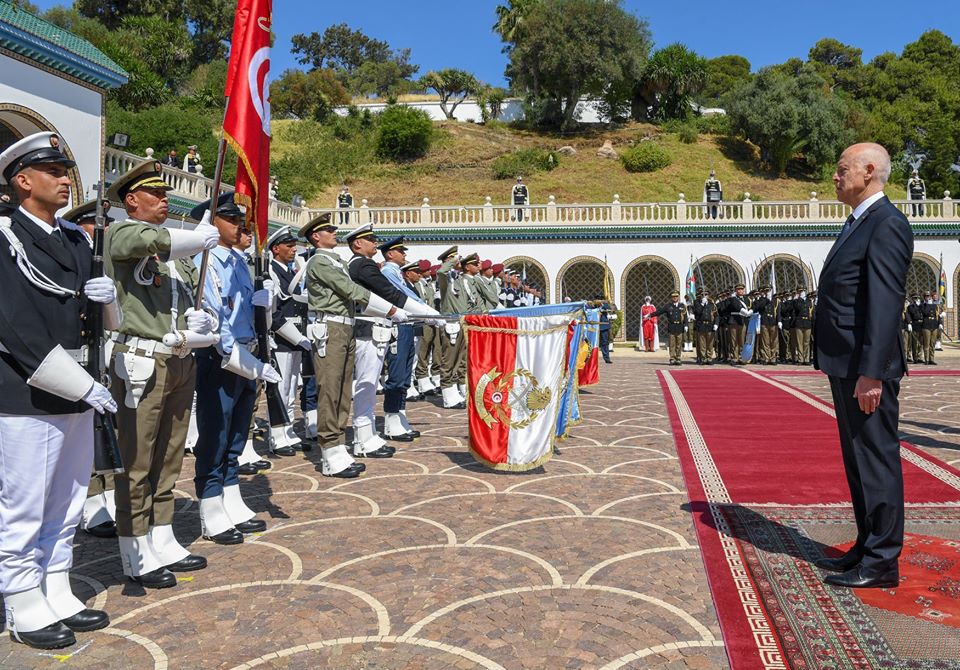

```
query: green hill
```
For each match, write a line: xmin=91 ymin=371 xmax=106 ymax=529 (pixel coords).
xmin=271 ymin=119 xmax=906 ymax=209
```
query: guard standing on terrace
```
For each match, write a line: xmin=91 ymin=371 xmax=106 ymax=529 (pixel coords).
xmin=512 ymin=176 xmax=529 ymax=222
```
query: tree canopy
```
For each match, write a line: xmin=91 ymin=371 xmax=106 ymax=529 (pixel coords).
xmin=420 ymin=69 xmax=481 ymax=120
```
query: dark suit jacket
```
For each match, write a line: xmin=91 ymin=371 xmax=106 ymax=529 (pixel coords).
xmin=0 ymin=208 xmax=93 ymax=415
xmin=813 ymin=195 xmax=913 ymax=380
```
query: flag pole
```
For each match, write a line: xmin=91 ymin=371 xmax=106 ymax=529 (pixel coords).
xmin=194 ymin=98 xmax=231 ymax=311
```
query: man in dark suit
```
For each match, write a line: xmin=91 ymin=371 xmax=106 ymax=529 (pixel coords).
xmin=813 ymin=143 xmax=913 ymax=589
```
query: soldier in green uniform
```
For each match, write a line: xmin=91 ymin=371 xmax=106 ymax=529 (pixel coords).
xmin=727 ymin=283 xmax=752 ymax=365
xmin=437 ymin=247 xmax=469 ymax=408
xmin=105 ymin=161 xmax=220 ymax=588
xmin=751 ymin=286 xmax=777 ymax=365
xmin=920 ymin=291 xmax=941 ymax=364
xmin=793 ymin=286 xmax=814 ymax=365
xmin=301 ymin=213 xmax=405 ymax=475
xmin=646 ymin=290 xmax=687 ymax=365
xmin=476 ymin=260 xmax=502 ymax=311
xmin=413 ymin=259 xmax=440 ymax=396
xmin=693 ymin=289 xmax=718 ymax=365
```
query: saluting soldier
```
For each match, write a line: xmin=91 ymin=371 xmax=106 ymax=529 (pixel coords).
xmin=751 ymin=286 xmax=778 ymax=365
xmin=727 ymin=283 xmax=752 ymax=365
xmin=693 ymin=289 xmax=719 ymax=365
xmin=266 ymin=225 xmax=311 ymax=455
xmin=301 ymin=214 xmax=403 ymax=477
xmin=646 ymin=290 xmax=687 ymax=365
xmin=61 ymin=200 xmax=121 ymax=539
xmin=793 ymin=286 xmax=815 ymax=365
xmin=105 ymin=160 xmax=219 ymax=588
xmin=378 ymin=236 xmax=441 ymax=439
xmin=190 ymin=194 xmax=279 ymax=545
xmin=0 ymin=133 xmax=120 ymax=649
xmin=906 ymin=293 xmax=922 ymax=364
xmin=437 ymin=247 xmax=469 ymax=408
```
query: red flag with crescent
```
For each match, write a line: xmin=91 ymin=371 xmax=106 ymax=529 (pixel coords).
xmin=224 ymin=0 xmax=272 ymax=248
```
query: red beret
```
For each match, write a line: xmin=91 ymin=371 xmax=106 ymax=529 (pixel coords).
xmin=481 ymin=259 xmax=492 ymax=271
xmin=491 ymin=263 xmax=504 ymax=274
xmin=417 ymin=259 xmax=431 ymax=272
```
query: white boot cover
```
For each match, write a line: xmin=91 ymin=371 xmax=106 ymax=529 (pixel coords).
xmin=305 ymin=409 xmax=318 ymax=438
xmin=457 ymin=383 xmax=467 ymax=398
xmin=270 ymin=424 xmax=301 ymax=449
xmin=238 ymin=438 xmax=260 ymax=466
xmin=321 ymin=445 xmax=356 ymax=476
xmin=383 ymin=413 xmax=409 ymax=438
xmin=81 ymin=493 xmax=112 ymax=530
xmin=442 ymin=386 xmax=463 ymax=409
xmin=406 ymin=385 xmax=420 ymax=400
xmin=398 ymin=411 xmax=415 ymax=433
xmin=353 ymin=423 xmax=387 ymax=455
xmin=417 ymin=377 xmax=436 ymax=394
xmin=3 ymin=586 xmax=58 ymax=635
xmin=222 ymin=485 xmax=256 ymax=525
xmin=430 ymin=374 xmax=440 ymax=388
xmin=149 ymin=525 xmax=190 ymax=565
xmin=118 ymin=535 xmax=164 ymax=577
xmin=199 ymin=496 xmax=234 ymax=537
xmin=40 ymin=571 xmax=85 ymax=620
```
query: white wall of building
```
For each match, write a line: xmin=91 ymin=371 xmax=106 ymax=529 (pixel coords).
xmin=0 ymin=54 xmax=104 ymax=210
xmin=333 ymin=97 xmax=606 ymax=124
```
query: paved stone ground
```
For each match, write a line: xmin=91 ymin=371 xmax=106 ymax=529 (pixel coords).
xmin=3 ymin=349 xmax=959 ymax=670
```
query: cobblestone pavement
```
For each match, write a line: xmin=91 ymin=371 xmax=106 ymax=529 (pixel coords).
xmin=3 ymin=353 xmax=959 ymax=670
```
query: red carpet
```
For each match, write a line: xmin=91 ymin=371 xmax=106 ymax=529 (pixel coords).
xmin=659 ymin=368 xmax=960 ymax=670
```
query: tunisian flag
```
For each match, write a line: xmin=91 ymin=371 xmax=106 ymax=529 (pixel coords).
xmin=224 ymin=0 xmax=272 ymax=247
xmin=578 ymin=306 xmax=600 ymax=387
xmin=465 ymin=313 xmax=572 ymax=471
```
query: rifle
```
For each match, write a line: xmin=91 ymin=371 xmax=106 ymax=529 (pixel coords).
xmin=89 ymin=183 xmax=124 ymax=474
xmin=254 ymin=245 xmax=291 ymax=433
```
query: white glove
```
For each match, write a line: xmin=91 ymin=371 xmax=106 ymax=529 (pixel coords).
xmin=429 ymin=318 xmax=447 ymax=327
xmin=713 ymin=324 xmax=718 ymax=331
xmin=701 ymin=298 xmax=707 ymax=305
xmin=195 ymin=211 xmax=219 ymax=250
xmin=260 ymin=363 xmax=282 ymax=384
xmin=83 ymin=276 xmax=116 ymax=304
xmin=610 ymin=314 xmax=618 ymax=320
xmin=185 ymin=307 xmax=215 ymax=334
xmin=82 ymin=381 xmax=117 ymax=414
xmin=684 ymin=326 xmax=688 ymax=333
xmin=739 ymin=308 xmax=752 ymax=317
xmin=251 ymin=289 xmax=272 ymax=307
xmin=298 ymin=338 xmax=312 ymax=352
xmin=390 ymin=307 xmax=409 ymax=324
xmin=777 ymin=321 xmax=783 ymax=328
xmin=907 ymin=324 xmax=913 ymax=332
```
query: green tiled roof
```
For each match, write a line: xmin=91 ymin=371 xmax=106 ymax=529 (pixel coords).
xmin=0 ymin=0 xmax=127 ymax=87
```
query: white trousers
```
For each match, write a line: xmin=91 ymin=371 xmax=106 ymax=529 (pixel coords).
xmin=353 ymin=337 xmax=387 ymax=429
xmin=274 ymin=349 xmax=302 ymax=435
xmin=0 ymin=411 xmax=93 ymax=594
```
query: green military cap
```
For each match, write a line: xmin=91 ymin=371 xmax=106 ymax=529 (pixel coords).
xmin=62 ymin=199 xmax=114 ymax=224
xmin=735 ymin=283 xmax=745 ymax=290
xmin=400 ymin=260 xmax=420 ymax=272
xmin=461 ymin=252 xmax=480 ymax=266
xmin=759 ymin=285 xmax=771 ymax=292
xmin=299 ymin=211 xmax=338 ymax=239
xmin=106 ymin=159 xmax=172 ymax=202
xmin=438 ymin=245 xmax=458 ymax=261
xmin=670 ymin=290 xmax=680 ymax=297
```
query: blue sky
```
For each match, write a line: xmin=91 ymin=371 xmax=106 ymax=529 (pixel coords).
xmin=32 ymin=0 xmax=960 ymax=86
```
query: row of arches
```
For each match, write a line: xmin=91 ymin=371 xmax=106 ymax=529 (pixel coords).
xmin=503 ymin=254 xmax=944 ymax=341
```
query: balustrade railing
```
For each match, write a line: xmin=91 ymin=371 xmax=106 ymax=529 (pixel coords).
xmin=104 ymin=148 xmax=958 ymax=230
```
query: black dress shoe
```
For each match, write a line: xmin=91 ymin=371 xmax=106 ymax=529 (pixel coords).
xmin=824 ymin=565 xmax=899 ymax=589
xmin=446 ymin=402 xmax=466 ymax=410
xmin=326 ymin=464 xmax=363 ymax=478
xmin=130 ymin=567 xmax=177 ymax=589
xmin=238 ymin=464 xmax=259 ymax=476
xmin=254 ymin=460 xmax=272 ymax=471
xmin=272 ymin=446 xmax=297 ymax=457
xmin=356 ymin=445 xmax=395 ymax=458
xmin=235 ymin=519 xmax=267 ymax=534
xmin=203 ymin=528 xmax=244 ymax=545
xmin=406 ymin=429 xmax=421 ymax=438
xmin=815 ymin=551 xmax=862 ymax=572
xmin=85 ymin=520 xmax=117 ymax=538
xmin=9 ymin=622 xmax=75 ymax=649
xmin=166 ymin=554 xmax=207 ymax=572
xmin=60 ymin=608 xmax=109 ymax=632
xmin=385 ymin=432 xmax=415 ymax=442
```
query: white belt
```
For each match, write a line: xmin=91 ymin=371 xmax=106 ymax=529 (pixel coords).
xmin=310 ymin=312 xmax=355 ymax=326
xmin=0 ymin=342 xmax=88 ymax=365
xmin=110 ymin=333 xmax=175 ymax=357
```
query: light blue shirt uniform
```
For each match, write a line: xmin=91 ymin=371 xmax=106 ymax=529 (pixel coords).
xmin=196 ymin=245 xmax=255 ymax=355
xmin=381 ymin=261 xmax=425 ymax=304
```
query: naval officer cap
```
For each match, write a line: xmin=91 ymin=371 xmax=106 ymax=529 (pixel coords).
xmin=189 ymin=191 xmax=243 ymax=221
xmin=62 ymin=199 xmax=114 ymax=224
xmin=438 ymin=245 xmax=458 ymax=261
xmin=343 ymin=222 xmax=377 ymax=244
xmin=401 ymin=260 xmax=421 ymax=272
xmin=298 ymin=212 xmax=338 ymax=239
xmin=267 ymin=225 xmax=297 ymax=248
xmin=107 ymin=159 xmax=172 ymax=202
xmin=0 ymin=132 xmax=77 ymax=185
xmin=378 ymin=236 xmax=407 ymax=254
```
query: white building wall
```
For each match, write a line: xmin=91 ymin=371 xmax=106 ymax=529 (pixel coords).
xmin=0 ymin=54 xmax=104 ymax=210
xmin=333 ymin=98 xmax=605 ymax=124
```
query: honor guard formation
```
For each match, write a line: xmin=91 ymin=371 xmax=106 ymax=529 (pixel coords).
xmin=0 ymin=134 xmax=553 ymax=651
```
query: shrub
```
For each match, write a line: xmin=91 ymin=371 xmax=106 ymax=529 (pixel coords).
xmin=695 ymin=114 xmax=729 ymax=135
xmin=678 ymin=123 xmax=699 ymax=144
xmin=376 ymin=105 xmax=434 ymax=161
xmin=620 ymin=143 xmax=672 ymax=173
xmin=491 ymin=148 xmax=560 ymax=180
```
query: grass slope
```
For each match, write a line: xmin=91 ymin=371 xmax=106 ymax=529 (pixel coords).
xmin=271 ymin=120 xmax=904 ymax=209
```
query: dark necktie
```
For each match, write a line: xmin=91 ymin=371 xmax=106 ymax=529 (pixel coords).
xmin=836 ymin=213 xmax=856 ymax=245
xmin=50 ymin=227 xmax=65 ymax=247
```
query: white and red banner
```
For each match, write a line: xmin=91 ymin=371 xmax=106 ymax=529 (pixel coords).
xmin=224 ymin=0 xmax=272 ymax=247
xmin=465 ymin=313 xmax=573 ymax=470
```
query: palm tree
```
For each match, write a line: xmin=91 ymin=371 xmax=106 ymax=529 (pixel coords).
xmin=493 ymin=0 xmax=539 ymax=44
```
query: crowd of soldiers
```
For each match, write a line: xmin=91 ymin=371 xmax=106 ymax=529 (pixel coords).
xmin=0 ymin=132 xmax=553 ymax=650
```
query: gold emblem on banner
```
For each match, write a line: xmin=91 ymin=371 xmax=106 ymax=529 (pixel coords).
xmin=474 ymin=366 xmax=552 ymax=430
